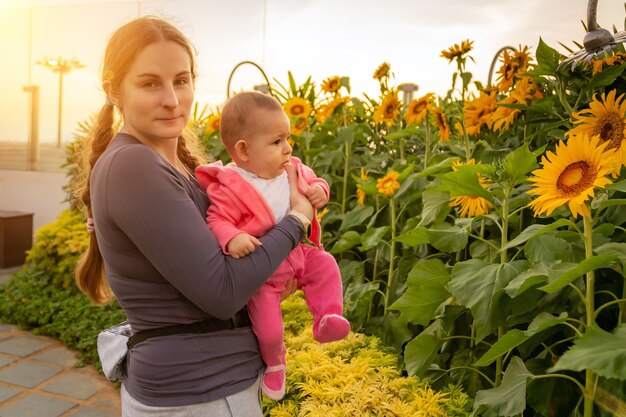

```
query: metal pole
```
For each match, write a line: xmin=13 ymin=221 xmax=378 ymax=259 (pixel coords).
xmin=226 ymin=61 xmax=273 ymax=99
xmin=23 ymin=85 xmax=40 ymax=170
xmin=587 ymin=0 xmax=598 ymax=31
xmin=57 ymin=70 xmax=63 ymax=147
xmin=487 ymin=46 xmax=516 ymax=87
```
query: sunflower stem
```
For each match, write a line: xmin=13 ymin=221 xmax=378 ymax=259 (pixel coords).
xmin=384 ymin=197 xmax=397 ymax=313
xmin=583 ymin=214 xmax=596 ymax=417
xmin=341 ymin=139 xmax=351 ymax=214
xmin=557 ymin=79 xmax=574 ymax=116
xmin=424 ymin=115 xmax=431 ymax=170
xmin=495 ymin=187 xmax=511 ymax=386
xmin=621 ymin=274 xmax=626 ymax=325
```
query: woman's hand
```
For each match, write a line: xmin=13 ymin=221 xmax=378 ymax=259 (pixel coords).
xmin=286 ymin=163 xmax=314 ymax=221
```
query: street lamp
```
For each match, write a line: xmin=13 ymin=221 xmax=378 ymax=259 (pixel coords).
xmin=560 ymin=0 xmax=626 ymax=70
xmin=36 ymin=57 xmax=85 ymax=147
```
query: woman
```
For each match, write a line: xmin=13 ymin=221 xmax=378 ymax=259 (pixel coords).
xmin=75 ymin=16 xmax=313 ymax=416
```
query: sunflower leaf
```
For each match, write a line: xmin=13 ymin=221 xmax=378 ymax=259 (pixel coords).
xmin=474 ymin=313 xmax=566 ymax=367
xmin=502 ymin=145 xmax=539 ymax=187
xmin=473 ymin=357 xmax=533 ymax=416
xmin=448 ymin=259 xmax=528 ymax=340
xmin=339 ymin=204 xmax=374 ymax=231
xmin=329 ymin=231 xmax=361 ymax=254
xmin=384 ymin=126 xmax=420 ymax=140
xmin=588 ymin=61 xmax=626 ymax=89
xmin=435 ymin=165 xmax=493 ymax=201
xmin=539 ymin=254 xmax=619 ymax=293
xmin=535 ymin=38 xmax=562 ymax=73
xmin=607 ymin=180 xmax=626 ymax=192
xmin=390 ymin=260 xmax=452 ymax=325
xmin=358 ymin=226 xmax=390 ymax=251
xmin=550 ymin=324 xmax=626 ymax=380
xmin=418 ymin=190 xmax=452 ymax=227
xmin=404 ymin=319 xmax=447 ymax=377
xmin=395 ymin=226 xmax=429 ymax=246
xmin=502 ymin=219 xmax=572 ymax=251
xmin=427 ymin=223 xmax=468 ymax=252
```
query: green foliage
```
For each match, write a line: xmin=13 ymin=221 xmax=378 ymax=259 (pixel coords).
xmin=25 ymin=209 xmax=89 ymax=290
xmin=0 ymin=267 xmax=125 ymax=368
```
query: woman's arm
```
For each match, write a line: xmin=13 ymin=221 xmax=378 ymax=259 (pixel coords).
xmin=102 ymin=145 xmax=305 ymax=319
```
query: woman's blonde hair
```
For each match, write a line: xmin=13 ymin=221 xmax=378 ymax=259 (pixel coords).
xmin=75 ymin=16 xmax=202 ymax=304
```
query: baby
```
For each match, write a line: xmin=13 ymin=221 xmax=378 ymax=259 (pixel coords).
xmin=195 ymin=91 xmax=350 ymax=400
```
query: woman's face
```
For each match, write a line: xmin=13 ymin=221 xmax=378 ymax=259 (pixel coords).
xmin=116 ymin=40 xmax=194 ymax=147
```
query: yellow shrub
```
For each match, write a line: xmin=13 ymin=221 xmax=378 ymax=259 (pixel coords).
xmin=265 ymin=294 xmax=471 ymax=416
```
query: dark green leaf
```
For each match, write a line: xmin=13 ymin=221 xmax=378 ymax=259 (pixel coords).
xmin=395 ymin=226 xmax=429 ymax=246
xmin=589 ymin=62 xmax=626 ymax=89
xmin=524 ymin=235 xmax=574 ymax=263
xmin=474 ymin=313 xmax=567 ymax=367
xmin=550 ymin=325 xmax=626 ymax=380
xmin=449 ymin=260 xmax=528 ymax=340
xmin=404 ymin=319 xmax=446 ymax=377
xmin=418 ymin=191 xmax=452 ymax=227
xmin=502 ymin=219 xmax=572 ymax=251
xmin=329 ymin=231 xmax=361 ymax=254
xmin=384 ymin=126 xmax=420 ymax=140
xmin=427 ymin=223 xmax=468 ymax=252
xmin=339 ymin=205 xmax=374 ymax=231
xmin=540 ymin=254 xmax=619 ymax=293
xmin=473 ymin=357 xmax=534 ymax=416
xmin=359 ymin=226 xmax=390 ymax=251
xmin=502 ymin=145 xmax=539 ymax=187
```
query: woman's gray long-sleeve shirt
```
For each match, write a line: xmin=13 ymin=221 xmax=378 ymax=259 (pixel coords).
xmin=91 ymin=133 xmax=303 ymax=407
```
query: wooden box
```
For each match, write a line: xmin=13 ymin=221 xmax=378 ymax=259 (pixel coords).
xmin=0 ymin=211 xmax=34 ymax=268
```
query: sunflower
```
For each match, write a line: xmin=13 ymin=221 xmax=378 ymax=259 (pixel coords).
xmin=373 ymin=62 xmax=391 ymax=80
xmin=449 ymin=159 xmax=494 ymax=217
xmin=440 ymin=39 xmax=474 ymax=62
xmin=568 ymin=89 xmax=626 ymax=176
xmin=315 ymin=96 xmax=349 ymax=124
xmin=290 ymin=116 xmax=308 ymax=136
xmin=317 ymin=207 xmax=329 ymax=223
xmin=373 ymin=91 xmax=401 ymax=125
xmin=463 ymin=90 xmax=497 ymax=135
xmin=204 ymin=114 xmax=220 ymax=134
xmin=376 ymin=170 xmax=400 ymax=197
xmin=591 ymin=52 xmax=626 ymax=75
xmin=431 ymin=107 xmax=451 ymax=142
xmin=356 ymin=168 xmax=368 ymax=205
xmin=321 ymin=76 xmax=342 ymax=94
xmin=495 ymin=45 xmax=532 ymax=92
xmin=528 ymin=134 xmax=614 ymax=218
xmin=283 ymin=97 xmax=312 ymax=118
xmin=404 ymin=93 xmax=434 ymax=125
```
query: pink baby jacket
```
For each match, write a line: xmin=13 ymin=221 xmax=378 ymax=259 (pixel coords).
xmin=195 ymin=156 xmax=329 ymax=253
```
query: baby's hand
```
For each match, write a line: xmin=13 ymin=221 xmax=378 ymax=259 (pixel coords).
xmin=306 ymin=185 xmax=328 ymax=209
xmin=227 ymin=233 xmax=262 ymax=259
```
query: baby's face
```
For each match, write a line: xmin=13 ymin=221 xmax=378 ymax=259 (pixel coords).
xmin=244 ymin=109 xmax=292 ymax=179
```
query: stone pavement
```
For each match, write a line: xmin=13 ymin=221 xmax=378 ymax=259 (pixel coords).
xmin=0 ymin=267 xmax=121 ymax=417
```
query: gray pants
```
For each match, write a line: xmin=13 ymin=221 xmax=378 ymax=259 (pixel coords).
xmin=121 ymin=378 xmax=263 ymax=417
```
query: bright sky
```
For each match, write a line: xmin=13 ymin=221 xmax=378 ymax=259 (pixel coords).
xmin=0 ymin=0 xmax=624 ymax=144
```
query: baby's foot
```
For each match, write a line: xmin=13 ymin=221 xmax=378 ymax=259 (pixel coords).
xmin=314 ymin=314 xmax=350 ymax=343
xmin=261 ymin=364 xmax=286 ymax=400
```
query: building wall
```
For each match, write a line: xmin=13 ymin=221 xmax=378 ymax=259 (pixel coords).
xmin=0 ymin=169 xmax=68 ymax=233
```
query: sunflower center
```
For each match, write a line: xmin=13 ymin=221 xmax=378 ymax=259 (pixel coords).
xmin=291 ymin=105 xmax=305 ymax=115
xmin=593 ymin=112 xmax=625 ymax=150
xmin=384 ymin=104 xmax=397 ymax=117
xmin=556 ymin=161 xmax=595 ymax=195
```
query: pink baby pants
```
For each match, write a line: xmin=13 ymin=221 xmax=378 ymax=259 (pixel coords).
xmin=246 ymin=243 xmax=344 ymax=369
